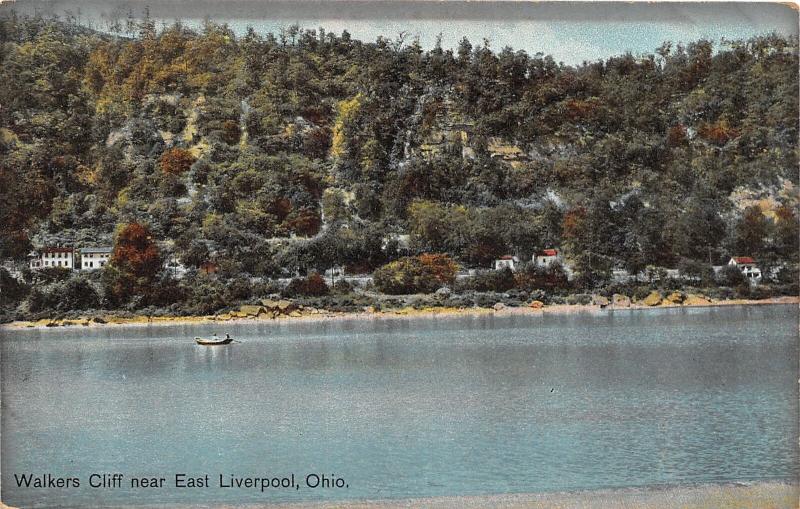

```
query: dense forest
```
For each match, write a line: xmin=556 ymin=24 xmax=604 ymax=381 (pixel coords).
xmin=0 ymin=12 xmax=797 ymax=317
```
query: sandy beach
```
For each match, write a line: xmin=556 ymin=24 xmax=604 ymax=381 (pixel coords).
xmin=2 ymin=296 xmax=797 ymax=331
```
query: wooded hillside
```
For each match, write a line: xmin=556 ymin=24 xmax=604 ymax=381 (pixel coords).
xmin=1 ymin=13 xmax=798 ymax=288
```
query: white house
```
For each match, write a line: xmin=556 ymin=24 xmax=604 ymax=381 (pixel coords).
xmin=381 ymin=233 xmax=412 ymax=254
xmin=165 ymin=255 xmax=188 ymax=279
xmin=79 ymin=247 xmax=112 ymax=270
xmin=29 ymin=247 xmax=75 ymax=270
xmin=728 ymin=256 xmax=762 ymax=281
xmin=324 ymin=265 xmax=346 ymax=278
xmin=533 ymin=248 xmax=561 ymax=267
xmin=494 ymin=255 xmax=519 ymax=271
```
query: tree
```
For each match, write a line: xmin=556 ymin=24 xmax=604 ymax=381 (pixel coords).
xmin=734 ymin=205 xmax=768 ymax=256
xmin=321 ymin=188 xmax=351 ymax=225
xmin=677 ymin=258 xmax=714 ymax=285
xmin=106 ymin=223 xmax=161 ymax=302
xmin=373 ymin=254 xmax=458 ymax=294
xmin=408 ymin=200 xmax=471 ymax=256
xmin=158 ymin=148 xmax=196 ymax=175
xmin=0 ymin=268 xmax=29 ymax=307
xmin=773 ymin=205 xmax=799 ymax=258
xmin=718 ymin=264 xmax=746 ymax=287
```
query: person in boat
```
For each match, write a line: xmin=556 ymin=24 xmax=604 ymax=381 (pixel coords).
xmin=225 ymin=333 xmax=231 ymax=340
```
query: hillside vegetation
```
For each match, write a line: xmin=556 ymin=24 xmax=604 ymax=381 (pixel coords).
xmin=0 ymin=13 xmax=797 ymax=316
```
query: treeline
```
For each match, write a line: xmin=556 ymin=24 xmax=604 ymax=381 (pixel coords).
xmin=0 ymin=12 xmax=798 ymax=305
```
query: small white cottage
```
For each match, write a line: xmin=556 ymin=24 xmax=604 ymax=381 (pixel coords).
xmin=494 ymin=255 xmax=519 ymax=271
xmin=533 ymin=248 xmax=561 ymax=268
xmin=728 ymin=256 xmax=762 ymax=280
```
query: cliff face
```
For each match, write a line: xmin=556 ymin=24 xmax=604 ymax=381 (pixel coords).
xmin=402 ymin=88 xmax=532 ymax=168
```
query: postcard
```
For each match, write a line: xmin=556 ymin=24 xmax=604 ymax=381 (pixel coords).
xmin=0 ymin=1 xmax=798 ymax=508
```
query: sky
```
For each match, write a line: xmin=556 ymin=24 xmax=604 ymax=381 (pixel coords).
xmin=3 ymin=1 xmax=798 ymax=64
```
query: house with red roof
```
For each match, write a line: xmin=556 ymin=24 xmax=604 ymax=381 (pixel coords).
xmin=494 ymin=255 xmax=519 ymax=271
xmin=728 ymin=256 xmax=762 ymax=281
xmin=533 ymin=248 xmax=561 ymax=268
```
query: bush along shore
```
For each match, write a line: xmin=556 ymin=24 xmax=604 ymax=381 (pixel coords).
xmin=4 ymin=273 xmax=798 ymax=329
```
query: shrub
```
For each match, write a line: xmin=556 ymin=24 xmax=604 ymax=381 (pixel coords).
xmin=632 ymin=285 xmax=654 ymax=301
xmin=60 ymin=277 xmax=100 ymax=310
xmin=735 ymin=282 xmax=752 ymax=299
xmin=749 ymin=285 xmax=775 ymax=300
xmin=185 ymin=285 xmax=227 ymax=315
xmin=224 ymin=276 xmax=253 ymax=301
xmin=332 ymin=279 xmax=353 ymax=294
xmin=473 ymin=292 xmax=501 ymax=308
xmin=34 ymin=267 xmax=73 ymax=284
xmin=373 ymin=254 xmax=458 ymax=295
xmin=717 ymin=265 xmax=746 ymax=287
xmin=527 ymin=289 xmax=548 ymax=304
xmin=515 ymin=262 xmax=569 ymax=292
xmin=284 ymin=273 xmax=329 ymax=297
xmin=24 ymin=276 xmax=100 ymax=313
xmin=707 ymin=286 xmax=736 ymax=301
xmin=458 ymin=268 xmax=515 ymax=292
xmin=773 ymin=264 xmax=799 ymax=285
xmin=566 ymin=293 xmax=592 ymax=305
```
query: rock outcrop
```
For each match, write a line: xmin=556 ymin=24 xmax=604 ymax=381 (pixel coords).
xmin=239 ymin=305 xmax=267 ymax=317
xmin=612 ymin=294 xmax=631 ymax=307
xmin=684 ymin=294 xmax=712 ymax=306
xmin=665 ymin=291 xmax=686 ymax=304
xmin=641 ymin=291 xmax=663 ymax=306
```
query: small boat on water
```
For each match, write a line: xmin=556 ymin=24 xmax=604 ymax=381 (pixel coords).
xmin=195 ymin=333 xmax=233 ymax=345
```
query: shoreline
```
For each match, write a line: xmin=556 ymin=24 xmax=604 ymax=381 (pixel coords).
xmin=2 ymin=296 xmax=797 ymax=331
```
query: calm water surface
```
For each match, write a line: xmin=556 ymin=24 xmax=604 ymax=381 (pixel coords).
xmin=1 ymin=305 xmax=798 ymax=508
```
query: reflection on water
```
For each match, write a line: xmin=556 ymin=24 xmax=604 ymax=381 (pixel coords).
xmin=194 ymin=342 xmax=234 ymax=364
xmin=1 ymin=305 xmax=798 ymax=508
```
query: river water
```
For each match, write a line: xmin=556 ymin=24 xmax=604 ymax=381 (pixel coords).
xmin=1 ymin=304 xmax=798 ymax=508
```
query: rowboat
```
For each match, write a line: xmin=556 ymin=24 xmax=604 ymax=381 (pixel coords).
xmin=195 ymin=334 xmax=233 ymax=345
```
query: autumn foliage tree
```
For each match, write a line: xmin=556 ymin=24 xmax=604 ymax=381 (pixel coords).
xmin=158 ymin=148 xmax=196 ymax=175
xmin=698 ymin=118 xmax=739 ymax=146
xmin=106 ymin=223 xmax=162 ymax=302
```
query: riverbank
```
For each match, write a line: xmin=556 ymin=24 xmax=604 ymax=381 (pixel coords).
xmin=245 ymin=482 xmax=799 ymax=509
xmin=2 ymin=295 xmax=797 ymax=331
